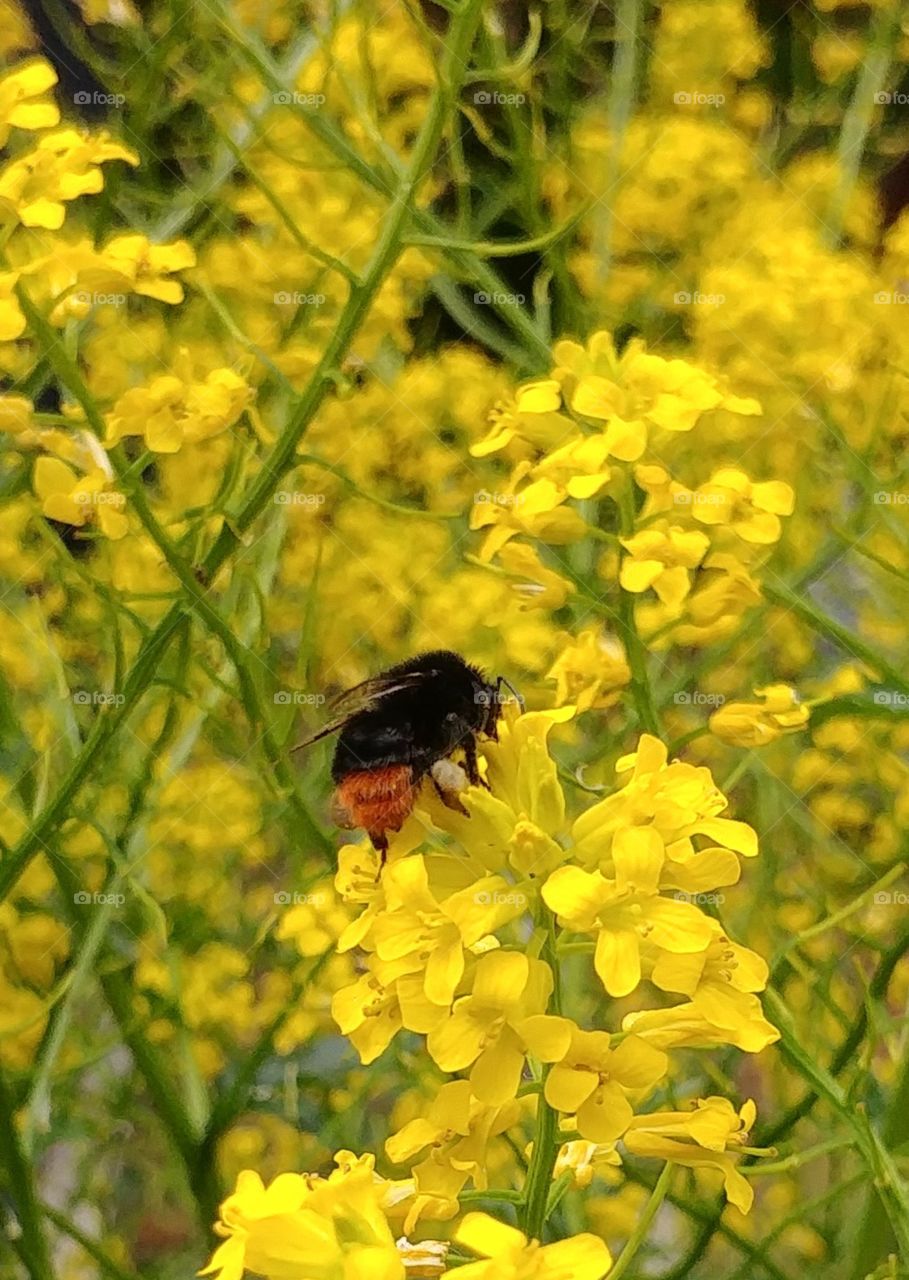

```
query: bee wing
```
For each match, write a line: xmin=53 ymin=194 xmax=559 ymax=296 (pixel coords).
xmin=289 ymin=669 xmax=436 ymax=754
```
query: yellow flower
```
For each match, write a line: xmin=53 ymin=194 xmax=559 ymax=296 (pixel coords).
xmin=709 ymin=684 xmax=809 ymax=747
xmin=106 ymin=368 xmax=251 ymax=453
xmin=532 ymin=434 xmax=613 ymax=499
xmin=623 ymin=1098 xmax=758 ymax=1212
xmin=688 ymin=468 xmax=794 ymax=544
xmin=0 ymin=128 xmax=138 ymax=229
xmin=199 ymin=1158 xmax=405 ymax=1280
xmin=371 ymin=855 xmax=527 ymax=1007
xmin=619 ymin=525 xmax=710 ymax=608
xmin=426 ymin=951 xmax=572 ymax=1104
xmin=547 ymin=628 xmax=630 ymax=711
xmin=545 ymin=1028 xmax=668 ymax=1141
xmin=33 ymin=456 xmax=127 ymax=539
xmin=0 ymin=271 xmax=26 ymax=340
xmin=471 ymin=379 xmax=575 ymax=457
xmin=0 ymin=59 xmax=60 ymax=148
xmin=494 ymin=541 xmax=575 ymax=611
xmin=386 ymin=1080 xmax=519 ymax=1231
xmin=86 ymin=232 xmax=196 ymax=303
xmin=454 ymin=1212 xmax=611 ymax=1280
xmin=470 ymin=467 xmax=588 ymax=563
xmin=542 ymin=842 xmax=714 ymax=998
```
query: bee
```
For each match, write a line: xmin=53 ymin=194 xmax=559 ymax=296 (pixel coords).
xmin=292 ymin=650 xmax=521 ymax=857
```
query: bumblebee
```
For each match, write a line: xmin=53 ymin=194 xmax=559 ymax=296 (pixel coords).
xmin=293 ymin=650 xmax=520 ymax=855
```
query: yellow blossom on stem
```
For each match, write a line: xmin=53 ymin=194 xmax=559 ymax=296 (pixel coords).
xmin=33 ymin=456 xmax=127 ymax=538
xmin=688 ymin=468 xmax=795 ymax=545
xmin=547 ymin=627 xmax=630 ymax=711
xmin=470 ymin=379 xmax=575 ymax=457
xmin=623 ymin=1098 xmax=759 ymax=1212
xmin=454 ymin=1212 xmax=612 ymax=1280
xmin=199 ymin=1158 xmax=405 ymax=1280
xmin=426 ymin=950 xmax=572 ymax=1104
xmin=545 ymin=1028 xmax=668 ymax=1141
xmin=0 ymin=128 xmax=138 ymax=229
xmin=619 ymin=525 xmax=710 ymax=608
xmin=0 ymin=59 xmax=59 ymax=147
xmin=709 ymin=683 xmax=810 ymax=747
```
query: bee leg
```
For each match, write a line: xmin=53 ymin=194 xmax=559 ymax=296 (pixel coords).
xmin=371 ymin=831 xmax=388 ymax=881
xmin=463 ymin=735 xmax=490 ymax=790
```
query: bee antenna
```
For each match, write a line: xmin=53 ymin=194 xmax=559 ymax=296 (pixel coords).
xmin=496 ymin=675 xmax=525 ymax=711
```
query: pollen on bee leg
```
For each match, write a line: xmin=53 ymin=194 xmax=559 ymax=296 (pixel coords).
xmin=430 ymin=758 xmax=469 ymax=814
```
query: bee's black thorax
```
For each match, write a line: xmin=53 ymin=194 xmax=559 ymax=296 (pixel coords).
xmin=331 ymin=649 xmax=498 ymax=782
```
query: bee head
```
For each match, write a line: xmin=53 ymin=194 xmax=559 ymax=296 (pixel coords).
xmin=472 ymin=675 xmax=523 ymax=738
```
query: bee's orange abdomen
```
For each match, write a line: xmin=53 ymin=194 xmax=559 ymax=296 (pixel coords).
xmin=334 ymin=765 xmax=417 ymax=845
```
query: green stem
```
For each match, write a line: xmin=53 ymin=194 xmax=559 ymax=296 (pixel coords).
xmin=609 ymin=1162 xmax=672 ymax=1280
xmin=521 ymin=908 xmax=562 ymax=1240
xmin=762 ymin=579 xmax=909 ymax=696
xmin=0 ymin=1065 xmax=53 ymax=1280
xmin=826 ymin=3 xmax=901 ymax=246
